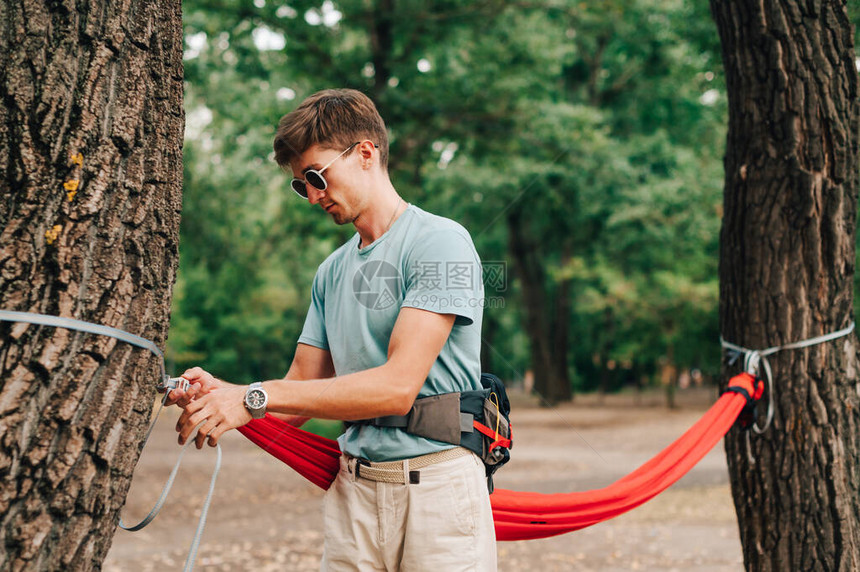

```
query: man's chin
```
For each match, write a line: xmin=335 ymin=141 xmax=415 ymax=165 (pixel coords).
xmin=331 ymin=212 xmax=356 ymax=225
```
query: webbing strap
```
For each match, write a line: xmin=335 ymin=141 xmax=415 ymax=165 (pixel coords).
xmin=0 ymin=309 xmax=168 ymax=383
xmin=0 ymin=309 xmax=218 ymax=571
xmin=722 ymin=372 xmax=762 ymax=405
xmin=119 ymin=426 xmax=222 ymax=571
xmin=363 ymin=414 xmax=409 ymax=428
xmin=723 ymin=385 xmax=752 ymax=403
xmin=355 ymin=411 xmax=475 ymax=433
xmin=720 ymin=321 xmax=855 ymax=434
xmin=473 ymin=421 xmax=512 ymax=450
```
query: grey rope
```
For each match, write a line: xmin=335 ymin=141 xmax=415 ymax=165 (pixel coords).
xmin=0 ymin=309 xmax=220 ymax=572
xmin=720 ymin=321 xmax=855 ymax=434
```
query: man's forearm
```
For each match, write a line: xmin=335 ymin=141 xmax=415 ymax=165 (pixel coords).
xmin=262 ymin=363 xmax=418 ymax=421
xmin=265 ymin=349 xmax=332 ymax=425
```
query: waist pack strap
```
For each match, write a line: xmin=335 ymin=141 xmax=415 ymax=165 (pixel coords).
xmin=351 ymin=392 xmax=476 ymax=445
xmin=363 ymin=414 xmax=410 ymax=428
xmin=364 ymin=410 xmax=475 ymax=435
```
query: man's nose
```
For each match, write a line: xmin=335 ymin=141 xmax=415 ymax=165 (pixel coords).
xmin=306 ymin=186 xmax=325 ymax=205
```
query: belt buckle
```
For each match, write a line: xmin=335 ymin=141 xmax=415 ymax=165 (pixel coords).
xmin=355 ymin=458 xmax=370 ymax=479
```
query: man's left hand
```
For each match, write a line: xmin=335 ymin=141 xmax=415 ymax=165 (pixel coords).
xmin=176 ymin=383 xmax=252 ymax=449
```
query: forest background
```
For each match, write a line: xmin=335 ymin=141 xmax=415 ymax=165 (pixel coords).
xmin=170 ymin=0 xmax=860 ymax=416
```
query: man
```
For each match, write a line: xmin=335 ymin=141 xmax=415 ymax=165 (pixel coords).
xmin=171 ymin=88 xmax=497 ymax=570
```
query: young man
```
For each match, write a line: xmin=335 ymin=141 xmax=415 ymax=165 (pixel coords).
xmin=171 ymin=89 xmax=497 ymax=570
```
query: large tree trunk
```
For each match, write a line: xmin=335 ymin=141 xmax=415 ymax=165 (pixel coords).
xmin=0 ymin=0 xmax=183 ymax=569
xmin=711 ymin=1 xmax=860 ymax=570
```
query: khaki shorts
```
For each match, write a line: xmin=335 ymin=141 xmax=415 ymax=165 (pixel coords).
xmin=321 ymin=449 xmax=497 ymax=571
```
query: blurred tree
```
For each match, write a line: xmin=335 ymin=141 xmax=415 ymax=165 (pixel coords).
xmin=0 ymin=0 xmax=183 ymax=569
xmin=712 ymin=0 xmax=860 ymax=568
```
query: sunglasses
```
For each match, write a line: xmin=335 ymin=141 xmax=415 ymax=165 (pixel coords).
xmin=291 ymin=142 xmax=378 ymax=198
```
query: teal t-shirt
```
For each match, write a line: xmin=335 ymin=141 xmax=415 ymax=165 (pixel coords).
xmin=297 ymin=204 xmax=484 ymax=461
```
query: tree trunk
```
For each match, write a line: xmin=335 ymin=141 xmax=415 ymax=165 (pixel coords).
xmin=480 ymin=309 xmax=496 ymax=376
xmin=368 ymin=0 xmax=395 ymax=102
xmin=0 ymin=0 xmax=183 ymax=569
xmin=506 ymin=208 xmax=571 ymax=404
xmin=550 ymin=245 xmax=572 ymax=400
xmin=598 ymin=307 xmax=614 ymax=396
xmin=711 ymin=1 xmax=860 ymax=569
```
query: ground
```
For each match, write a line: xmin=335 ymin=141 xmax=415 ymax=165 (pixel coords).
xmin=104 ymin=387 xmax=743 ymax=571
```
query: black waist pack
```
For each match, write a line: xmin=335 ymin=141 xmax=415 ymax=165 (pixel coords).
xmin=349 ymin=373 xmax=513 ymax=492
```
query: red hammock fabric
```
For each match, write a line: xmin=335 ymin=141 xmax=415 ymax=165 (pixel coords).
xmin=238 ymin=373 xmax=760 ymax=541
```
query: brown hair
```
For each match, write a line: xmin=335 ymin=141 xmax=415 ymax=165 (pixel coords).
xmin=273 ymin=89 xmax=389 ymax=171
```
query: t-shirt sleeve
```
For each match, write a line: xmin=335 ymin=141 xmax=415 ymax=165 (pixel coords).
xmin=402 ymin=228 xmax=483 ymax=326
xmin=297 ymin=269 xmax=330 ymax=350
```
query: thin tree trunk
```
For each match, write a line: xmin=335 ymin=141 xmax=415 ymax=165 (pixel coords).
xmin=0 ymin=0 xmax=183 ymax=569
xmin=711 ymin=0 xmax=860 ymax=569
xmin=506 ymin=210 xmax=550 ymax=398
xmin=598 ymin=307 xmax=614 ymax=397
xmin=369 ymin=0 xmax=395 ymax=101
xmin=480 ymin=309 xmax=496 ymax=376
xmin=506 ymin=209 xmax=570 ymax=404
xmin=550 ymin=245 xmax=572 ymax=401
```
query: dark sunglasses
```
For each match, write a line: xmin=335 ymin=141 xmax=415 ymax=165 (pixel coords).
xmin=291 ymin=142 xmax=378 ymax=198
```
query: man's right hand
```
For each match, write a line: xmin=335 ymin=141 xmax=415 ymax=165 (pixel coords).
xmin=164 ymin=367 xmax=226 ymax=408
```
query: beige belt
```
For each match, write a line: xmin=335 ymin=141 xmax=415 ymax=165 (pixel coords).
xmin=346 ymin=447 xmax=471 ymax=484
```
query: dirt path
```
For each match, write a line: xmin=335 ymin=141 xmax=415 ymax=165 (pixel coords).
xmin=104 ymin=388 xmax=743 ymax=571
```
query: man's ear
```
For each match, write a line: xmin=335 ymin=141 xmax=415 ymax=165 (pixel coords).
xmin=357 ymin=140 xmax=376 ymax=168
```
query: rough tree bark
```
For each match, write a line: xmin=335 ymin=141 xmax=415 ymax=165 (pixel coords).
xmin=0 ymin=0 xmax=183 ymax=569
xmin=711 ymin=1 xmax=860 ymax=570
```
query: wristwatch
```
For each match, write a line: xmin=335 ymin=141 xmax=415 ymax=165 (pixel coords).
xmin=244 ymin=382 xmax=268 ymax=419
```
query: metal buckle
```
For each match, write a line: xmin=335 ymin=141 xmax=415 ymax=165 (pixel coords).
xmin=159 ymin=376 xmax=189 ymax=392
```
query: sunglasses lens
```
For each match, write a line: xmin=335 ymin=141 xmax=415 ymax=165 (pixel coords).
xmin=291 ymin=180 xmax=308 ymax=198
xmin=305 ymin=171 xmax=327 ymax=191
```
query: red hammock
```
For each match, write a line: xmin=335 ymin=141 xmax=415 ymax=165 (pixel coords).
xmin=238 ymin=373 xmax=760 ymax=541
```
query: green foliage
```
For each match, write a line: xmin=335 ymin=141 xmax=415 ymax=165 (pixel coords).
xmin=170 ymin=0 xmax=729 ymax=395
xmin=302 ymin=418 xmax=345 ymax=441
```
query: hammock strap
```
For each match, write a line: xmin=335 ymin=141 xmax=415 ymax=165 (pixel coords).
xmin=0 ymin=309 xmax=218 ymax=572
xmin=720 ymin=321 xmax=855 ymax=434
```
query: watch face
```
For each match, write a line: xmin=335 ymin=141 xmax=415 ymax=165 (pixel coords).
xmin=246 ymin=389 xmax=266 ymax=409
